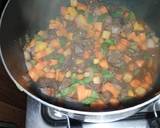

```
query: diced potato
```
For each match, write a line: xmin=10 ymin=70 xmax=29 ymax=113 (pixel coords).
xmin=102 ymin=31 xmax=111 ymax=39
xmin=123 ymin=72 xmax=133 ymax=83
xmin=75 ymin=59 xmax=84 ymax=64
xmin=35 ymin=43 xmax=47 ymax=52
xmin=70 ymin=0 xmax=78 ymax=7
xmin=75 ymin=15 xmax=88 ymax=28
xmin=152 ymin=36 xmax=159 ymax=43
xmin=37 ymin=31 xmax=47 ymax=37
xmin=65 ymin=71 xmax=72 ymax=78
xmin=64 ymin=48 xmax=71 ymax=56
xmin=45 ymin=47 xmax=53 ymax=54
xmin=67 ymin=7 xmax=77 ymax=17
xmin=94 ymin=22 xmax=103 ymax=32
xmin=84 ymin=72 xmax=90 ymax=77
xmin=93 ymin=76 xmax=101 ymax=84
xmin=93 ymin=58 xmax=100 ymax=64
xmin=128 ymin=90 xmax=135 ymax=97
xmin=133 ymin=22 xmax=144 ymax=31
xmin=135 ymin=87 xmax=146 ymax=97
xmin=24 ymin=51 xmax=31 ymax=60
xmin=77 ymin=74 xmax=84 ymax=80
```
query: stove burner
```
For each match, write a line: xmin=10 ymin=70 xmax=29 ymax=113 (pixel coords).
xmin=41 ymin=105 xmax=160 ymax=128
xmin=26 ymin=97 xmax=160 ymax=128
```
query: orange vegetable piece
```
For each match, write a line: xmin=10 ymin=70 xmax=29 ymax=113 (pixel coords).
xmin=83 ymin=51 xmax=90 ymax=59
xmin=56 ymin=27 xmax=68 ymax=37
xmin=51 ymin=39 xmax=60 ymax=48
xmin=130 ymin=79 xmax=141 ymax=88
xmin=124 ymin=55 xmax=132 ymax=63
xmin=28 ymin=68 xmax=39 ymax=81
xmin=117 ymin=38 xmax=129 ymax=50
xmin=120 ymin=38 xmax=129 ymax=46
xmin=99 ymin=6 xmax=108 ymax=14
xmin=94 ymin=22 xmax=103 ymax=32
xmin=45 ymin=72 xmax=56 ymax=79
xmin=49 ymin=59 xmax=58 ymax=66
xmin=35 ymin=61 xmax=48 ymax=70
xmin=95 ymin=31 xmax=101 ymax=39
xmin=76 ymin=85 xmax=92 ymax=101
xmin=58 ymin=48 xmax=64 ymax=54
xmin=115 ymin=74 xmax=122 ymax=81
xmin=141 ymin=82 xmax=150 ymax=90
xmin=49 ymin=20 xmax=63 ymax=30
xmin=77 ymin=2 xmax=87 ymax=11
xmin=95 ymin=51 xmax=104 ymax=59
xmin=102 ymin=83 xmax=120 ymax=98
xmin=127 ymin=32 xmax=137 ymax=41
xmin=138 ymin=33 xmax=146 ymax=43
xmin=67 ymin=32 xmax=73 ymax=40
xmin=109 ymin=45 xmax=116 ymax=50
xmin=138 ymin=43 xmax=147 ymax=50
xmin=99 ymin=59 xmax=109 ymax=69
xmin=28 ymin=39 xmax=36 ymax=48
xmin=109 ymin=98 xmax=120 ymax=106
xmin=135 ymin=60 xmax=144 ymax=67
xmin=91 ymin=99 xmax=105 ymax=110
xmin=128 ymin=63 xmax=137 ymax=71
xmin=58 ymin=72 xmax=65 ymax=82
xmin=34 ymin=51 xmax=48 ymax=60
xmin=145 ymin=73 xmax=152 ymax=84
xmin=60 ymin=6 xmax=67 ymax=16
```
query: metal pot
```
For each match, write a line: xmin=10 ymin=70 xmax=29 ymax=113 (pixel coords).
xmin=1 ymin=0 xmax=160 ymax=123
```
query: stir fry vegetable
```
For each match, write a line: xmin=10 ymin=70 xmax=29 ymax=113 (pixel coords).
xmin=24 ymin=0 xmax=159 ymax=109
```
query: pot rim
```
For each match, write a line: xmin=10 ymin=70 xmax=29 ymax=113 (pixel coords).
xmin=1 ymin=0 xmax=160 ymax=116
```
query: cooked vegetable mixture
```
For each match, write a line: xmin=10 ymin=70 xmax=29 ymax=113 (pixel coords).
xmin=24 ymin=0 xmax=159 ymax=109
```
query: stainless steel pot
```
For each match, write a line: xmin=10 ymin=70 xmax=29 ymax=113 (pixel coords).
xmin=1 ymin=0 xmax=160 ymax=123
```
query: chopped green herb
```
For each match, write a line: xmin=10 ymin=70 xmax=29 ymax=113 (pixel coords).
xmin=127 ymin=11 xmax=136 ymax=20
xmin=101 ymin=39 xmax=116 ymax=54
xmin=119 ymin=64 xmax=126 ymax=72
xmin=57 ymin=54 xmax=65 ymax=63
xmin=56 ymin=84 xmax=77 ymax=97
xmin=128 ymin=48 xmax=135 ymax=53
xmin=90 ymin=64 xmax=101 ymax=73
xmin=59 ymin=37 xmax=67 ymax=47
xmin=82 ymin=97 xmax=96 ymax=105
xmin=102 ymin=70 xmax=114 ymax=80
xmin=43 ymin=53 xmax=65 ymax=64
xmin=130 ymin=42 xmax=138 ymax=50
xmin=80 ymin=77 xmax=92 ymax=85
xmin=82 ymin=90 xmax=99 ymax=105
xmin=30 ymin=60 xmax=36 ymax=66
xmin=133 ymin=69 xmax=141 ymax=76
xmin=71 ymin=73 xmax=78 ymax=84
xmin=34 ymin=35 xmax=44 ymax=41
xmin=77 ymin=9 xmax=85 ymax=15
xmin=25 ymin=34 xmax=30 ymax=43
xmin=87 ymin=13 xmax=94 ymax=23
xmin=111 ymin=9 xmax=124 ymax=17
xmin=71 ymin=73 xmax=92 ymax=85
xmin=43 ymin=52 xmax=54 ymax=61
xmin=143 ymin=52 xmax=151 ymax=60
xmin=97 ymin=13 xmax=108 ymax=22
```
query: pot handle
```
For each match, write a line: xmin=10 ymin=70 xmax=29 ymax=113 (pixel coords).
xmin=54 ymin=110 xmax=71 ymax=128
xmin=150 ymin=100 xmax=160 ymax=128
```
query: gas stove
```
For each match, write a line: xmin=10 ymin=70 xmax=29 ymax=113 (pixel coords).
xmin=26 ymin=97 xmax=160 ymax=128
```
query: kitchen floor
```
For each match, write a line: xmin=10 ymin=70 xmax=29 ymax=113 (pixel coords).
xmin=0 ymin=59 xmax=26 ymax=128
